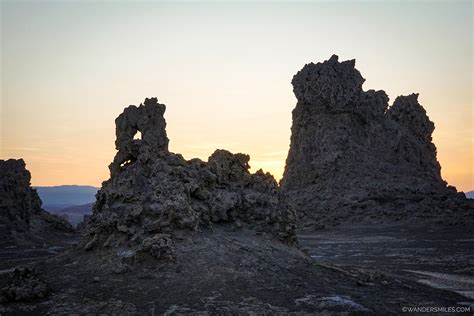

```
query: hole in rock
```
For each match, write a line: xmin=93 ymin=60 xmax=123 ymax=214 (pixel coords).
xmin=120 ymin=160 xmax=132 ymax=168
xmin=133 ymin=131 xmax=142 ymax=140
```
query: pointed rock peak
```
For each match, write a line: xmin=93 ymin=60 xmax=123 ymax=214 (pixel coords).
xmin=328 ymin=54 xmax=339 ymax=62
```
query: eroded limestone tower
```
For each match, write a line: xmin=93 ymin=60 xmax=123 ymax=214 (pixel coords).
xmin=82 ymin=97 xmax=296 ymax=263
xmin=281 ymin=55 xmax=472 ymax=227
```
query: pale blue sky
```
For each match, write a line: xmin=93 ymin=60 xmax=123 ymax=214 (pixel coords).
xmin=1 ymin=0 xmax=472 ymax=190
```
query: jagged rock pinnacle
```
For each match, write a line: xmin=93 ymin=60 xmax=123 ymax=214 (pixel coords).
xmin=282 ymin=56 xmax=472 ymax=227
xmin=83 ymin=99 xmax=297 ymax=264
xmin=109 ymin=97 xmax=169 ymax=176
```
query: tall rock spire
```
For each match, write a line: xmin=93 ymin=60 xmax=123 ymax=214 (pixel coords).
xmin=281 ymin=55 xmax=472 ymax=228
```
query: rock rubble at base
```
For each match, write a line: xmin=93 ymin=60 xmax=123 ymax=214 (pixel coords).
xmin=0 ymin=266 xmax=50 ymax=303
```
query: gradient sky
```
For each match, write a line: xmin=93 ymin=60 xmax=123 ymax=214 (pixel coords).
xmin=1 ymin=0 xmax=473 ymax=191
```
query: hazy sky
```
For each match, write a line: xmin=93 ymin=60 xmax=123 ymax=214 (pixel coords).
xmin=1 ymin=0 xmax=473 ymax=191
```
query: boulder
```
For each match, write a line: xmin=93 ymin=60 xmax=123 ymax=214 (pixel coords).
xmin=0 ymin=266 xmax=50 ymax=303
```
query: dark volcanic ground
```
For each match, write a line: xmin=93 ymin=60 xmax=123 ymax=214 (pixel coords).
xmin=1 ymin=225 xmax=473 ymax=314
xmin=0 ymin=237 xmax=79 ymax=272
xmin=299 ymin=224 xmax=474 ymax=305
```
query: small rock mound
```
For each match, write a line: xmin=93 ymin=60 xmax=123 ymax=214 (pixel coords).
xmin=82 ymin=98 xmax=297 ymax=263
xmin=0 ymin=159 xmax=74 ymax=243
xmin=0 ymin=266 xmax=50 ymax=303
xmin=282 ymin=55 xmax=472 ymax=228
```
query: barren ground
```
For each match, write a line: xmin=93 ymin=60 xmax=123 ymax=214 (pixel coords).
xmin=1 ymin=225 xmax=473 ymax=315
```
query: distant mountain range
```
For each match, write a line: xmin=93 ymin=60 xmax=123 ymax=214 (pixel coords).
xmin=34 ymin=185 xmax=98 ymax=226
xmin=34 ymin=185 xmax=98 ymax=211
xmin=466 ymin=191 xmax=474 ymax=199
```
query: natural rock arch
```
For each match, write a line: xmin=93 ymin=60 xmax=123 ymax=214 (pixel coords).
xmin=109 ymin=97 xmax=169 ymax=176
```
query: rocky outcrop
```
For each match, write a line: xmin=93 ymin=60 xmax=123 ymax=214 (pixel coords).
xmin=3 ymin=95 xmax=472 ymax=315
xmin=82 ymin=97 xmax=296 ymax=264
xmin=0 ymin=159 xmax=73 ymax=243
xmin=281 ymin=55 xmax=472 ymax=228
xmin=109 ymin=97 xmax=169 ymax=177
xmin=0 ymin=266 xmax=50 ymax=303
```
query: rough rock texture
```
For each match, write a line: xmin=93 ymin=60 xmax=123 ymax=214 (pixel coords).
xmin=109 ymin=97 xmax=169 ymax=176
xmin=0 ymin=266 xmax=50 ymax=303
xmin=281 ymin=55 xmax=472 ymax=228
xmin=82 ymin=97 xmax=296 ymax=264
xmin=1 ymin=97 xmax=472 ymax=315
xmin=0 ymin=159 xmax=74 ymax=243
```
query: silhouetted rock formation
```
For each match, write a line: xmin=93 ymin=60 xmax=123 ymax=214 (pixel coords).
xmin=0 ymin=159 xmax=73 ymax=243
xmin=281 ymin=55 xmax=472 ymax=228
xmin=82 ymin=97 xmax=296 ymax=264
xmin=2 ymin=98 xmax=471 ymax=315
xmin=109 ymin=97 xmax=169 ymax=177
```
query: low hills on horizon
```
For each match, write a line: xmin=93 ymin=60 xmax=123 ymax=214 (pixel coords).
xmin=34 ymin=185 xmax=98 ymax=226
xmin=34 ymin=185 xmax=98 ymax=210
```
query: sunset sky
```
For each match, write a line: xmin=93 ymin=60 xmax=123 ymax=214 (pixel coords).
xmin=1 ymin=1 xmax=473 ymax=192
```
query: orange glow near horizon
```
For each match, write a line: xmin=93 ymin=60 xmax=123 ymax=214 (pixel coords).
xmin=1 ymin=1 xmax=473 ymax=192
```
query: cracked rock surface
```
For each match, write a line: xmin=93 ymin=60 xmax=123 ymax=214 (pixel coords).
xmin=281 ymin=55 xmax=473 ymax=228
